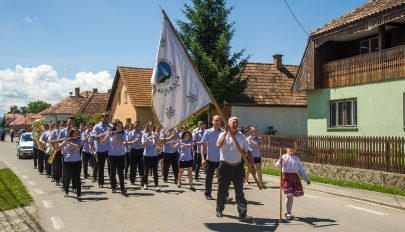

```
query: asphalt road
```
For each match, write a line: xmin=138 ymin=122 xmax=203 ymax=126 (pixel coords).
xmin=1 ymin=141 xmax=405 ymax=232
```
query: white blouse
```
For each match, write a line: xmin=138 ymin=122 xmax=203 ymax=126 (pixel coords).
xmin=275 ymin=154 xmax=309 ymax=181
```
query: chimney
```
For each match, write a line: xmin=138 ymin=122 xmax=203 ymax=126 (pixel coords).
xmin=93 ymin=88 xmax=98 ymax=93
xmin=74 ymin=87 xmax=80 ymax=97
xmin=273 ymin=54 xmax=283 ymax=70
xmin=69 ymin=92 xmax=73 ymax=96
xmin=108 ymin=89 xmax=111 ymax=93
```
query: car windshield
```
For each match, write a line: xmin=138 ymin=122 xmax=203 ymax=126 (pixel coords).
xmin=21 ymin=134 xmax=33 ymax=142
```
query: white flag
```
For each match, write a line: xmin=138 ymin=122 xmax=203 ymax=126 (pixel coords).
xmin=151 ymin=17 xmax=211 ymax=130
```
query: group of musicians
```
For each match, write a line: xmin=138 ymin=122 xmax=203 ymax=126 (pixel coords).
xmin=31 ymin=113 xmax=264 ymax=222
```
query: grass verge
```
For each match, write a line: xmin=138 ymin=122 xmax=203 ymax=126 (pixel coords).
xmin=0 ymin=168 xmax=33 ymax=211
xmin=262 ymin=166 xmax=405 ymax=197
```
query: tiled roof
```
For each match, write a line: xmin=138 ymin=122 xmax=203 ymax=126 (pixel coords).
xmin=4 ymin=113 xmax=42 ymax=126
xmin=312 ymin=0 xmax=405 ymax=36
xmin=40 ymin=91 xmax=109 ymax=116
xmin=81 ymin=93 xmax=110 ymax=115
xmin=107 ymin=67 xmax=153 ymax=110
xmin=233 ymin=63 xmax=307 ymax=106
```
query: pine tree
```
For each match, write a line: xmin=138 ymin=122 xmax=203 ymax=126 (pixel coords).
xmin=177 ymin=0 xmax=249 ymax=104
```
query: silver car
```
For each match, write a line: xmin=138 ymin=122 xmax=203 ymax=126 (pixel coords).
xmin=16 ymin=132 xmax=34 ymax=159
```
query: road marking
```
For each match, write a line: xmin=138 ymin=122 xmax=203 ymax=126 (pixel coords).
xmin=347 ymin=205 xmax=388 ymax=216
xmin=304 ymin=194 xmax=318 ymax=199
xmin=34 ymin=189 xmax=45 ymax=195
xmin=28 ymin=181 xmax=36 ymax=186
xmin=42 ymin=200 xmax=54 ymax=209
xmin=22 ymin=175 xmax=28 ymax=179
xmin=51 ymin=216 xmax=64 ymax=230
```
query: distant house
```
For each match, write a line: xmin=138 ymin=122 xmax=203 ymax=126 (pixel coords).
xmin=293 ymin=0 xmax=405 ymax=136
xmin=4 ymin=113 xmax=43 ymax=131
xmin=40 ymin=88 xmax=110 ymax=124
xmin=226 ymin=55 xmax=307 ymax=135
xmin=106 ymin=67 xmax=154 ymax=125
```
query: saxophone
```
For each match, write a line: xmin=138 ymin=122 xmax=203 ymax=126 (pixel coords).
xmin=32 ymin=119 xmax=46 ymax=151
xmin=47 ymin=132 xmax=59 ymax=164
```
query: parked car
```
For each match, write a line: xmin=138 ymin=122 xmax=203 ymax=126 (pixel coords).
xmin=16 ymin=132 xmax=34 ymax=159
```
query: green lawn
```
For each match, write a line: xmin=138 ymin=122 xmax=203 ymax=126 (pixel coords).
xmin=262 ymin=166 xmax=405 ymax=197
xmin=0 ymin=168 xmax=33 ymax=211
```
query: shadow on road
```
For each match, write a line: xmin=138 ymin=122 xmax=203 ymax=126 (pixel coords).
xmin=160 ymin=189 xmax=186 ymax=195
xmin=205 ymin=216 xmax=279 ymax=232
xmin=0 ymin=175 xmax=45 ymax=232
xmin=293 ymin=216 xmax=339 ymax=228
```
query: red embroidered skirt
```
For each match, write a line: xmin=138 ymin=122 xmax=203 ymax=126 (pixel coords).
xmin=282 ymin=173 xmax=304 ymax=197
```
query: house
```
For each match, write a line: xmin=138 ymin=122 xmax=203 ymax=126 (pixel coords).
xmin=4 ymin=113 xmax=43 ymax=131
xmin=106 ymin=67 xmax=154 ymax=125
xmin=226 ymin=55 xmax=307 ymax=135
xmin=293 ymin=0 xmax=405 ymax=136
xmin=40 ymin=88 xmax=110 ymax=124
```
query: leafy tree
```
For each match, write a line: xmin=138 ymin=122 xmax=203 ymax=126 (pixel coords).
xmin=177 ymin=0 xmax=249 ymax=104
xmin=9 ymin=105 xmax=20 ymax=114
xmin=27 ymin=100 xmax=51 ymax=114
xmin=73 ymin=113 xmax=89 ymax=126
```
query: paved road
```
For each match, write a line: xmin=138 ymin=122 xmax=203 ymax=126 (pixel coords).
xmin=1 ymin=141 xmax=405 ymax=232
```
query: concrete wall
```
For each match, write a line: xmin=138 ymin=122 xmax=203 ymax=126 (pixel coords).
xmin=110 ymin=78 xmax=137 ymax=123
xmin=263 ymin=158 xmax=405 ymax=190
xmin=307 ymin=78 xmax=405 ymax=136
xmin=231 ymin=106 xmax=307 ymax=135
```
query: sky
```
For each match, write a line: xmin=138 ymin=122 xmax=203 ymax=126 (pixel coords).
xmin=0 ymin=0 xmax=367 ymax=115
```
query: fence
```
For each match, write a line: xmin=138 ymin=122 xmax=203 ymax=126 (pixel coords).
xmin=260 ymin=135 xmax=405 ymax=174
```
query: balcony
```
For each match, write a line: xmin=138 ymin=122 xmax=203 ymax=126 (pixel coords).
xmin=322 ymin=45 xmax=405 ymax=88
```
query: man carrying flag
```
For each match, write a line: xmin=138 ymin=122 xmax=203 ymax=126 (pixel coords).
xmin=151 ymin=10 xmax=259 ymax=222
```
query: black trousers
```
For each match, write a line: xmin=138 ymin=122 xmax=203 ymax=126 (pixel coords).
xmin=33 ymin=147 xmax=38 ymax=168
xmin=194 ymin=153 xmax=202 ymax=179
xmin=129 ymin=149 xmax=144 ymax=184
xmin=64 ymin=161 xmax=82 ymax=196
xmin=216 ymin=162 xmax=247 ymax=217
xmin=97 ymin=151 xmax=110 ymax=185
xmin=109 ymin=155 xmax=126 ymax=191
xmin=163 ymin=152 xmax=179 ymax=182
xmin=44 ymin=153 xmax=52 ymax=176
xmin=90 ymin=153 xmax=98 ymax=181
xmin=143 ymin=156 xmax=159 ymax=186
xmin=10 ymin=135 xmax=14 ymax=142
xmin=125 ymin=152 xmax=130 ymax=178
xmin=52 ymin=151 xmax=63 ymax=183
xmin=82 ymin=151 xmax=91 ymax=178
xmin=37 ymin=149 xmax=45 ymax=173
xmin=205 ymin=160 xmax=220 ymax=196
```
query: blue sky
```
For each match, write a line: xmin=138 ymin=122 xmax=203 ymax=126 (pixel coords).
xmin=0 ymin=0 xmax=367 ymax=114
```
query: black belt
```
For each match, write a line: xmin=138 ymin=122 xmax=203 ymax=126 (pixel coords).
xmin=220 ymin=161 xmax=241 ymax=166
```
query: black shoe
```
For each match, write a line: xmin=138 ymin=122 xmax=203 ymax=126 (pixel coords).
xmin=98 ymin=183 xmax=104 ymax=188
xmin=92 ymin=179 xmax=96 ymax=183
xmin=195 ymin=178 xmax=200 ymax=182
xmin=226 ymin=196 xmax=233 ymax=203
xmin=121 ymin=188 xmax=127 ymax=195
xmin=216 ymin=211 xmax=223 ymax=218
xmin=205 ymin=195 xmax=214 ymax=200
xmin=131 ymin=181 xmax=135 ymax=185
xmin=112 ymin=189 xmax=116 ymax=193
xmin=51 ymin=179 xmax=55 ymax=182
xmin=239 ymin=215 xmax=253 ymax=223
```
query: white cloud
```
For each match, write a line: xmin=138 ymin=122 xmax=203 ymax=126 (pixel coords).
xmin=0 ymin=65 xmax=113 ymax=115
xmin=25 ymin=16 xmax=33 ymax=23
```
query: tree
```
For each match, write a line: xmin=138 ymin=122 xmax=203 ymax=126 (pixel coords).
xmin=177 ymin=0 xmax=249 ymax=104
xmin=9 ymin=105 xmax=20 ymax=114
xmin=27 ymin=100 xmax=51 ymax=114
xmin=73 ymin=113 xmax=89 ymax=127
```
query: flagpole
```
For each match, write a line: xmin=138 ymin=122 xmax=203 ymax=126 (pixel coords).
xmin=161 ymin=9 xmax=262 ymax=190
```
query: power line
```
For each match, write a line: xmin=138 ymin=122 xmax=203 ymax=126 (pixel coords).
xmin=282 ymin=0 xmax=309 ymax=36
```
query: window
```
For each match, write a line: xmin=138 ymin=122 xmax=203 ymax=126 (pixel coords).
xmin=126 ymin=118 xmax=131 ymax=124
xmin=118 ymin=92 xmax=121 ymax=105
xmin=124 ymin=91 xmax=128 ymax=104
xmin=360 ymin=37 xmax=379 ymax=54
xmin=329 ymin=99 xmax=357 ymax=127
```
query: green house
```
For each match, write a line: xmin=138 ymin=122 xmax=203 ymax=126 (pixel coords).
xmin=293 ymin=0 xmax=405 ymax=136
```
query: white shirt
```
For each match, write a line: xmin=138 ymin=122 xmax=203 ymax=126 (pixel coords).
xmin=275 ymin=154 xmax=309 ymax=181
xmin=218 ymin=131 xmax=249 ymax=164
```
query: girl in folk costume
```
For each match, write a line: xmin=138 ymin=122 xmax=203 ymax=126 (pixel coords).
xmin=275 ymin=147 xmax=310 ymax=220
xmin=59 ymin=128 xmax=83 ymax=200
xmin=141 ymin=122 xmax=161 ymax=192
xmin=172 ymin=131 xmax=195 ymax=190
xmin=244 ymin=127 xmax=264 ymax=187
xmin=101 ymin=120 xmax=127 ymax=195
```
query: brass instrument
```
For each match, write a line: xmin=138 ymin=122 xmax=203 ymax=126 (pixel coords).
xmin=32 ymin=119 xmax=46 ymax=151
xmin=47 ymin=147 xmax=58 ymax=164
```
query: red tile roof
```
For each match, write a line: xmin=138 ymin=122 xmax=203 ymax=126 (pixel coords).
xmin=106 ymin=67 xmax=153 ymax=110
xmin=4 ymin=113 xmax=43 ymax=126
xmin=312 ymin=0 xmax=405 ymax=36
xmin=233 ymin=63 xmax=307 ymax=106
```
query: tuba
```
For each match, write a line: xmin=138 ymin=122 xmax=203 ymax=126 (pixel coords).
xmin=32 ymin=119 xmax=46 ymax=151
